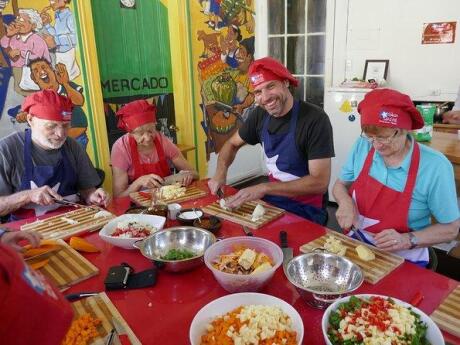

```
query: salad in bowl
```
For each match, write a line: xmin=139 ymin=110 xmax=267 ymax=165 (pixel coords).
xmin=322 ymin=294 xmax=444 ymax=345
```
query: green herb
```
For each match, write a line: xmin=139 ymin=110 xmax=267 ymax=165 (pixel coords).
xmin=161 ymin=248 xmax=196 ymax=261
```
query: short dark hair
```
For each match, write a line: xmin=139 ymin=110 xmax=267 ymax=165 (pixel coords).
xmin=239 ymin=36 xmax=254 ymax=56
xmin=28 ymin=57 xmax=52 ymax=68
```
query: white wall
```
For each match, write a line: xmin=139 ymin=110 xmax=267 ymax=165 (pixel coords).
xmin=331 ymin=0 xmax=460 ymax=101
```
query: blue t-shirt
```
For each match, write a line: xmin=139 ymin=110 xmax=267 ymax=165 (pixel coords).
xmin=339 ymin=136 xmax=459 ymax=230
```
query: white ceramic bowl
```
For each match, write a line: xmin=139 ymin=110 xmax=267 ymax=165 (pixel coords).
xmin=189 ymin=292 xmax=304 ymax=345
xmin=99 ymin=214 xmax=166 ymax=249
xmin=321 ymin=294 xmax=445 ymax=345
xmin=204 ymin=236 xmax=283 ymax=293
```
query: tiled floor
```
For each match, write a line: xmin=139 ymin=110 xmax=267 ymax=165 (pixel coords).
xmin=233 ymin=175 xmax=460 ymax=281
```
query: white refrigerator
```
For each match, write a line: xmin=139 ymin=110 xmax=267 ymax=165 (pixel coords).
xmin=324 ymin=87 xmax=373 ymax=202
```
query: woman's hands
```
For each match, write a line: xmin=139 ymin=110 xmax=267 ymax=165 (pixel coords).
xmin=134 ymin=174 xmax=165 ymax=189
xmin=335 ymin=198 xmax=359 ymax=232
xmin=374 ymin=229 xmax=411 ymax=251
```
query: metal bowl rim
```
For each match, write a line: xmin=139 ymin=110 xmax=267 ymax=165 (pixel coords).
xmin=137 ymin=226 xmax=216 ymax=262
xmin=284 ymin=253 xmax=364 ymax=295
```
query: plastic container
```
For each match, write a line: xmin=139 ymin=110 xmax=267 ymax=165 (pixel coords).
xmin=414 ymin=104 xmax=435 ymax=142
xmin=204 ymin=236 xmax=283 ymax=293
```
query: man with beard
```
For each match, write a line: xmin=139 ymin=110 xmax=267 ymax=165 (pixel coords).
xmin=208 ymin=57 xmax=334 ymax=225
xmin=0 ymin=89 xmax=109 ymax=219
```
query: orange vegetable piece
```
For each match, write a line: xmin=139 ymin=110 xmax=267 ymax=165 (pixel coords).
xmin=69 ymin=237 xmax=100 ymax=253
xmin=61 ymin=314 xmax=101 ymax=345
xmin=22 ymin=241 xmax=61 ymax=258
xmin=29 ymin=258 xmax=49 ymax=270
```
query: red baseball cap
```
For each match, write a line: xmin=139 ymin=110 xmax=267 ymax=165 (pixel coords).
xmin=248 ymin=57 xmax=299 ymax=88
xmin=22 ymin=90 xmax=73 ymax=122
xmin=116 ymin=100 xmax=157 ymax=132
xmin=358 ymin=88 xmax=424 ymax=130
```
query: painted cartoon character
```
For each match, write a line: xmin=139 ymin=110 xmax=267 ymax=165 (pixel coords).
xmin=41 ymin=0 xmax=80 ymax=80
xmin=0 ymin=8 xmax=50 ymax=96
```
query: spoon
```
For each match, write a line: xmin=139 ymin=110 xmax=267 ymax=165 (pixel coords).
xmin=192 ymin=202 xmax=202 ymax=224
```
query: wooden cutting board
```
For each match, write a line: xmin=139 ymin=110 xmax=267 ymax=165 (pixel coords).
xmin=25 ymin=239 xmax=99 ymax=291
xmin=71 ymin=292 xmax=141 ymax=345
xmin=430 ymin=285 xmax=460 ymax=337
xmin=130 ymin=186 xmax=207 ymax=206
xmin=20 ymin=208 xmax=115 ymax=240
xmin=300 ymin=230 xmax=404 ymax=284
xmin=202 ymin=200 xmax=285 ymax=229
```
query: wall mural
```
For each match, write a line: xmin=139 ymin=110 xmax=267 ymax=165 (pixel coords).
xmin=194 ymin=0 xmax=255 ymax=159
xmin=0 ymin=0 xmax=88 ymax=148
xmin=90 ymin=0 xmax=175 ymax=150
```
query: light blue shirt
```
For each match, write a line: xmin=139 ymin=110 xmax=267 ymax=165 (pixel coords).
xmin=339 ymin=136 xmax=459 ymax=230
xmin=45 ymin=8 xmax=76 ymax=53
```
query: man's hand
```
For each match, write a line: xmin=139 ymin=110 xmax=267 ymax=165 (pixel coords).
xmin=374 ymin=229 xmax=411 ymax=251
xmin=134 ymin=174 xmax=164 ymax=189
xmin=442 ymin=110 xmax=460 ymax=125
xmin=1 ymin=230 xmax=42 ymax=252
xmin=55 ymin=63 xmax=70 ymax=85
xmin=225 ymin=184 xmax=267 ymax=209
xmin=28 ymin=185 xmax=62 ymax=205
xmin=335 ymin=199 xmax=358 ymax=232
xmin=208 ymin=176 xmax=225 ymax=195
xmin=87 ymin=188 xmax=110 ymax=207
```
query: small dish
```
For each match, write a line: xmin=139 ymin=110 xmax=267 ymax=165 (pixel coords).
xmin=176 ymin=208 xmax=203 ymax=225
xmin=193 ymin=215 xmax=222 ymax=233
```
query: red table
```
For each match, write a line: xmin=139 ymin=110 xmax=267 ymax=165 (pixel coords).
xmin=7 ymin=181 xmax=460 ymax=345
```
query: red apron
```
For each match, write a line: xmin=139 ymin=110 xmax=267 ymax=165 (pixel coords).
xmin=0 ymin=244 xmax=73 ymax=345
xmin=129 ymin=134 xmax=171 ymax=183
xmin=350 ymin=142 xmax=420 ymax=234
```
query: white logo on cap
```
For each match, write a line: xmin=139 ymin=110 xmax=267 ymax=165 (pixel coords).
xmin=379 ymin=110 xmax=398 ymax=126
xmin=251 ymin=74 xmax=264 ymax=84
xmin=61 ymin=111 xmax=72 ymax=120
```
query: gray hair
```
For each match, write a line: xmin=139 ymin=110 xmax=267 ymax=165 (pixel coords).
xmin=19 ymin=8 xmax=43 ymax=31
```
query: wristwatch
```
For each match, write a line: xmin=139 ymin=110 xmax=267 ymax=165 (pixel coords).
xmin=408 ymin=232 xmax=418 ymax=249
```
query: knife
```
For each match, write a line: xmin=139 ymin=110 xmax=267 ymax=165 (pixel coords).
xmin=242 ymin=225 xmax=253 ymax=236
xmin=112 ymin=317 xmax=132 ymax=345
xmin=163 ymin=173 xmax=185 ymax=185
xmin=216 ymin=187 xmax=224 ymax=199
xmin=280 ymin=230 xmax=293 ymax=266
xmin=65 ymin=292 xmax=99 ymax=301
xmin=350 ymin=225 xmax=366 ymax=243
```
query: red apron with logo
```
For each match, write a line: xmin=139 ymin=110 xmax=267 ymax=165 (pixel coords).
xmin=128 ymin=134 xmax=171 ymax=182
xmin=0 ymin=244 xmax=73 ymax=345
xmin=349 ymin=143 xmax=420 ymax=234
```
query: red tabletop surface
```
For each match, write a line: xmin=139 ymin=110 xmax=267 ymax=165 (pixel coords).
xmin=7 ymin=181 xmax=460 ymax=345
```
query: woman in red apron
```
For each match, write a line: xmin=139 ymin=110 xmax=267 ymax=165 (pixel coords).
xmin=111 ymin=100 xmax=198 ymax=197
xmin=333 ymin=89 xmax=460 ymax=267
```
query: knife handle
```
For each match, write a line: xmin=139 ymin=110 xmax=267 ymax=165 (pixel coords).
xmin=65 ymin=292 xmax=98 ymax=301
xmin=117 ymin=334 xmax=131 ymax=345
xmin=280 ymin=231 xmax=288 ymax=248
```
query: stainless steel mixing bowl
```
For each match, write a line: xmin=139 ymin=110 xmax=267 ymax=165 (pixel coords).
xmin=284 ymin=252 xmax=364 ymax=309
xmin=133 ymin=226 xmax=216 ymax=272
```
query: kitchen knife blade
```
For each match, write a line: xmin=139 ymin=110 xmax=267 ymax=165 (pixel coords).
xmin=112 ymin=317 xmax=132 ymax=345
xmin=242 ymin=225 xmax=253 ymax=236
xmin=350 ymin=226 xmax=366 ymax=243
xmin=163 ymin=173 xmax=184 ymax=185
xmin=216 ymin=187 xmax=224 ymax=199
xmin=65 ymin=292 xmax=99 ymax=301
xmin=279 ymin=230 xmax=293 ymax=266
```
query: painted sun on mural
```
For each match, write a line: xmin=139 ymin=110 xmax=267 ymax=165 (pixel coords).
xmin=195 ymin=0 xmax=255 ymax=158
xmin=0 ymin=0 xmax=88 ymax=148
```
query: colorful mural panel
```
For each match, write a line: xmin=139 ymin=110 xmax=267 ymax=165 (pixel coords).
xmin=0 ymin=0 xmax=89 ymax=149
xmin=192 ymin=0 xmax=255 ymax=159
